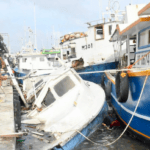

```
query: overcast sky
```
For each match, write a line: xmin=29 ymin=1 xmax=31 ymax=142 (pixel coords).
xmin=0 ymin=0 xmax=149 ymax=53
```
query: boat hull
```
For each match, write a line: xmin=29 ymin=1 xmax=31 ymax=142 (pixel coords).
xmin=77 ymin=61 xmax=118 ymax=84
xmin=14 ymin=68 xmax=26 ymax=84
xmin=105 ymin=73 xmax=150 ymax=143
xmin=54 ymin=100 xmax=108 ymax=150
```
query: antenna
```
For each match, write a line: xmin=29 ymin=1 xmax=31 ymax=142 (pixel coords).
xmin=112 ymin=1 xmax=120 ymax=13
xmin=47 ymin=31 xmax=49 ymax=48
xmin=24 ymin=20 xmax=27 ymax=46
xmin=34 ymin=3 xmax=37 ymax=51
xmin=53 ymin=26 xmax=55 ymax=47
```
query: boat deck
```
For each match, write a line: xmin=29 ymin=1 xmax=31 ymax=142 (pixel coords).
xmin=0 ymin=86 xmax=16 ymax=150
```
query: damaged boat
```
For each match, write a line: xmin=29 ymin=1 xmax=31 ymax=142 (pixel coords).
xmin=22 ymin=68 xmax=108 ymax=150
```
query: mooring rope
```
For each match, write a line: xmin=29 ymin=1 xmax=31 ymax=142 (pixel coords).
xmin=67 ymin=74 xmax=148 ymax=146
xmin=12 ymin=68 xmax=150 ymax=79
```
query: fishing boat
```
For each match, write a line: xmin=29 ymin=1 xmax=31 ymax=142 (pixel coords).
xmin=14 ymin=28 xmax=62 ymax=85
xmin=58 ymin=1 xmax=138 ymax=84
xmin=104 ymin=3 xmax=150 ymax=143
xmin=22 ymin=67 xmax=108 ymax=150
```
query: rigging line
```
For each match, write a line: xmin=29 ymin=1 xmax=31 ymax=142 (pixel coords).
xmin=75 ymin=74 xmax=149 ymax=146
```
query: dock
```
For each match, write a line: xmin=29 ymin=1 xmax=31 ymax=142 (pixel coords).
xmin=0 ymin=86 xmax=16 ymax=150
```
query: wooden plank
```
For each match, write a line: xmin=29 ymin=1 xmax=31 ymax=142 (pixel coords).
xmin=0 ymin=132 xmax=23 ymax=138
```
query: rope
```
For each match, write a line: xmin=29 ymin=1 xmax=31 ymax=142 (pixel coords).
xmin=77 ymin=68 xmax=149 ymax=75
xmin=66 ymin=74 xmax=148 ymax=146
xmin=6 ymin=68 xmax=150 ymax=80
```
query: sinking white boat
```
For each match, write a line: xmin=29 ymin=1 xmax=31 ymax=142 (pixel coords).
xmin=22 ymin=68 xmax=108 ymax=150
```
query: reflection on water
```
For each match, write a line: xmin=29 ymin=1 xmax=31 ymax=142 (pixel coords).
xmin=75 ymin=126 xmax=150 ymax=150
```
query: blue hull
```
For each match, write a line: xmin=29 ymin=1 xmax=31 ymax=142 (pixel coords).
xmin=105 ymin=74 xmax=150 ymax=143
xmin=14 ymin=68 xmax=26 ymax=84
xmin=54 ymin=101 xmax=108 ymax=150
xmin=77 ymin=62 xmax=118 ymax=84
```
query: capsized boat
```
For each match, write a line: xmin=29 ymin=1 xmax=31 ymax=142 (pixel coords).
xmin=104 ymin=3 xmax=150 ymax=143
xmin=22 ymin=68 xmax=108 ymax=150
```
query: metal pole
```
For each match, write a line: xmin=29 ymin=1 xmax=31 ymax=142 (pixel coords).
xmin=34 ymin=3 xmax=37 ymax=51
xmin=127 ymin=35 xmax=130 ymax=66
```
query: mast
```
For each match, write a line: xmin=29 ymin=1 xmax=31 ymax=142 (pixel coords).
xmin=34 ymin=3 xmax=37 ymax=51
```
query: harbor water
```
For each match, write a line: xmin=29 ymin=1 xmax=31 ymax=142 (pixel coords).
xmin=75 ymin=125 xmax=150 ymax=150
xmin=16 ymin=123 xmax=150 ymax=150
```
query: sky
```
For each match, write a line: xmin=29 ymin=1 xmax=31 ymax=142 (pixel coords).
xmin=0 ymin=0 xmax=149 ymax=53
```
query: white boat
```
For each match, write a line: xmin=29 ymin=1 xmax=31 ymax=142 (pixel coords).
xmin=22 ymin=67 xmax=108 ymax=150
xmin=14 ymin=28 xmax=62 ymax=85
xmin=58 ymin=1 xmax=142 ymax=84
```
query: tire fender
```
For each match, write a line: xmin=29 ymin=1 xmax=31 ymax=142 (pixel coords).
xmin=115 ymin=71 xmax=129 ymax=103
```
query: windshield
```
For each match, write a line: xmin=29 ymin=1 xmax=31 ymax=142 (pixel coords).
xmin=43 ymin=89 xmax=56 ymax=106
xmin=54 ymin=76 xmax=75 ymax=97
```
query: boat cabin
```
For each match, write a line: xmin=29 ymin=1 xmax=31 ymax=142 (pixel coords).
xmin=110 ymin=4 xmax=149 ymax=68
xmin=16 ymin=54 xmax=61 ymax=71
xmin=59 ymin=4 xmax=144 ymax=67
xmin=23 ymin=67 xmax=106 ymax=150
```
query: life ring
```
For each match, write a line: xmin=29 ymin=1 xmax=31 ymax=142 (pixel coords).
xmin=115 ymin=71 xmax=129 ymax=103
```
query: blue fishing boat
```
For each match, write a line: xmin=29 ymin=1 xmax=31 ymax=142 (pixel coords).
xmin=77 ymin=61 xmax=118 ymax=84
xmin=104 ymin=3 xmax=150 ymax=143
xmin=58 ymin=1 xmax=134 ymax=83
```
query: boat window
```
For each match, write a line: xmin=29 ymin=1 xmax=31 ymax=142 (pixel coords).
xmin=139 ymin=30 xmax=149 ymax=47
xmin=54 ymin=76 xmax=75 ymax=97
xmin=40 ymin=57 xmax=45 ymax=61
xmin=22 ymin=58 xmax=27 ymax=62
xmin=95 ymin=25 xmax=104 ymax=40
xmin=70 ymin=48 xmax=76 ymax=58
xmin=35 ymin=79 xmax=43 ymax=88
xmin=109 ymin=25 xmax=112 ymax=35
xmin=48 ymin=58 xmax=61 ymax=67
xmin=137 ymin=55 xmax=140 ymax=65
xmin=43 ymin=89 xmax=56 ymax=106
